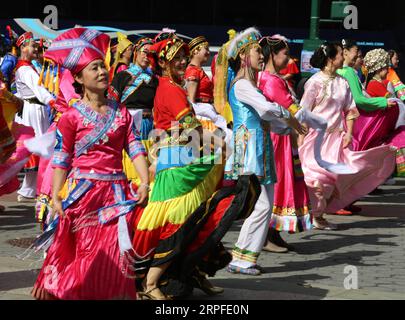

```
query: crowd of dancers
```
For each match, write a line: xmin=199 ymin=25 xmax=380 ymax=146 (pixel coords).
xmin=0 ymin=24 xmax=404 ymax=300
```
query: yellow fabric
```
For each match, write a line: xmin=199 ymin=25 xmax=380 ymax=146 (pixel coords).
xmin=136 ymin=163 xmax=224 ymax=231
xmin=114 ymin=32 xmax=133 ymax=64
xmin=122 ymin=139 xmax=153 ymax=182
xmin=287 ymin=104 xmax=301 ymax=117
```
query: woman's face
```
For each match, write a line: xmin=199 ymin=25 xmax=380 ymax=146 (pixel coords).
xmin=378 ymin=67 xmax=389 ymax=80
xmin=22 ymin=40 xmax=39 ymax=60
xmin=272 ymin=47 xmax=289 ymax=70
xmin=248 ymin=44 xmax=264 ymax=71
xmin=354 ymin=51 xmax=364 ymax=70
xmin=75 ymin=59 xmax=109 ymax=93
xmin=194 ymin=45 xmax=210 ymax=64
xmin=122 ymin=45 xmax=134 ymax=61
xmin=135 ymin=44 xmax=151 ymax=69
xmin=331 ymin=46 xmax=344 ymax=69
xmin=344 ymin=46 xmax=359 ymax=66
xmin=168 ymin=47 xmax=188 ymax=83
xmin=392 ymin=53 xmax=399 ymax=68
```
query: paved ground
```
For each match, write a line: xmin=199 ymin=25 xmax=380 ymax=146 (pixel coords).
xmin=1 ymin=178 xmax=404 ymax=300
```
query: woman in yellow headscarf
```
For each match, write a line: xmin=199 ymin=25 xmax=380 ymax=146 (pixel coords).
xmin=109 ymin=32 xmax=133 ymax=82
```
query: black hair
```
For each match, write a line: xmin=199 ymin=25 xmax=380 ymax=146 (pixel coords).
xmin=388 ymin=50 xmax=398 ymax=60
xmin=341 ymin=39 xmax=358 ymax=50
xmin=259 ymin=37 xmax=289 ymax=65
xmin=310 ymin=42 xmax=342 ymax=70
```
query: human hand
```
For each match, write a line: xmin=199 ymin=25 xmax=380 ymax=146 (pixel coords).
xmin=342 ymin=133 xmax=352 ymax=149
xmin=387 ymin=100 xmax=397 ymax=108
xmin=286 ymin=116 xmax=308 ymax=135
xmin=52 ymin=197 xmax=65 ymax=218
xmin=137 ymin=184 xmax=149 ymax=206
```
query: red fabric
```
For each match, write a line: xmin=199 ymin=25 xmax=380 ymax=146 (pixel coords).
xmin=15 ymin=60 xmax=36 ymax=73
xmin=16 ymin=32 xmax=33 ymax=47
xmin=153 ymin=76 xmax=192 ymax=131
xmin=44 ymin=28 xmax=110 ymax=75
xmin=186 ymin=195 xmax=235 ymax=253
xmin=366 ymin=79 xmax=390 ymax=98
xmin=185 ymin=65 xmax=214 ymax=101
xmin=279 ymin=60 xmax=300 ymax=76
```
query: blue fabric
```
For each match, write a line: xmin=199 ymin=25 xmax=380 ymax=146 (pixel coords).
xmin=0 ymin=54 xmax=17 ymax=86
xmin=225 ymin=85 xmax=277 ymax=185
xmin=156 ymin=145 xmax=197 ymax=174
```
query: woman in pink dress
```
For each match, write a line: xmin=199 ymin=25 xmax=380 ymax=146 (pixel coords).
xmin=258 ymin=35 xmax=312 ymax=252
xmin=0 ymin=77 xmax=33 ymax=200
xmin=352 ymin=49 xmax=405 ymax=178
xmin=31 ymin=28 xmax=150 ymax=300
xmin=299 ymin=42 xmax=396 ymax=230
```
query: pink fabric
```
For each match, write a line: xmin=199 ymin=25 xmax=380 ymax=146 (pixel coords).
xmin=258 ymin=72 xmax=311 ymax=232
xmin=299 ymin=72 xmax=396 ymax=216
xmin=52 ymin=103 xmax=144 ymax=174
xmin=33 ymin=179 xmax=137 ymax=300
xmin=55 ymin=69 xmax=80 ymax=113
xmin=0 ymin=123 xmax=34 ymax=196
xmin=116 ymin=64 xmax=128 ymax=74
xmin=33 ymin=100 xmax=145 ymax=300
xmin=37 ymin=69 xmax=79 ymax=196
xmin=36 ymin=123 xmax=57 ymax=196
xmin=352 ymin=79 xmax=405 ymax=151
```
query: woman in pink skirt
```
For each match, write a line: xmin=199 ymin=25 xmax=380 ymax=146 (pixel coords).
xmin=299 ymin=42 xmax=396 ymax=230
xmin=258 ymin=35 xmax=312 ymax=252
xmin=31 ymin=28 xmax=149 ymax=300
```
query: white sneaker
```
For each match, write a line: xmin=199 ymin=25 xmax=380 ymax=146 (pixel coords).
xmin=17 ymin=195 xmax=36 ymax=203
xmin=384 ymin=178 xmax=396 ymax=185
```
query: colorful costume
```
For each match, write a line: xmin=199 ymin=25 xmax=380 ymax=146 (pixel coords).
xmin=258 ymin=71 xmax=312 ymax=232
xmin=299 ymin=72 xmax=396 ymax=217
xmin=350 ymin=49 xmax=405 ymax=177
xmin=186 ymin=36 xmax=229 ymax=135
xmin=109 ymin=37 xmax=157 ymax=182
xmin=35 ymin=68 xmax=81 ymax=227
xmin=387 ymin=67 xmax=405 ymax=101
xmin=14 ymin=33 xmax=54 ymax=199
xmin=0 ymin=77 xmax=34 ymax=196
xmin=132 ymin=38 xmax=260 ymax=297
xmin=109 ymin=32 xmax=133 ymax=82
xmin=32 ymin=28 xmax=144 ymax=300
xmin=218 ymin=28 xmax=293 ymax=273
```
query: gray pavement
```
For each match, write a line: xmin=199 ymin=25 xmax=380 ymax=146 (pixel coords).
xmin=1 ymin=178 xmax=405 ymax=300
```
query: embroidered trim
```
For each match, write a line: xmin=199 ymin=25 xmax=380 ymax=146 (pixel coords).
xmin=62 ymin=179 xmax=94 ymax=211
xmin=52 ymin=151 xmax=72 ymax=169
xmin=121 ymin=65 xmax=152 ymax=103
xmin=69 ymin=168 xmax=127 ymax=181
xmin=73 ymin=99 xmax=118 ymax=156
xmin=127 ymin=140 xmax=147 ymax=161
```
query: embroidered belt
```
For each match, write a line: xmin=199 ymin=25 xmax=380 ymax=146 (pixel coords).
xmin=69 ymin=169 xmax=127 ymax=181
xmin=24 ymin=97 xmax=46 ymax=106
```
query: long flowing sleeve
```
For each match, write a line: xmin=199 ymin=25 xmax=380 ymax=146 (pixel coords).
xmin=123 ymin=106 xmax=147 ymax=161
xmin=52 ymin=111 xmax=77 ymax=170
xmin=234 ymin=79 xmax=290 ymax=121
xmin=337 ymin=67 xmax=387 ymax=111
xmin=300 ymin=78 xmax=319 ymax=111
xmin=16 ymin=66 xmax=54 ymax=105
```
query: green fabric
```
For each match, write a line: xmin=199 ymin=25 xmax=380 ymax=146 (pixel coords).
xmin=337 ymin=66 xmax=387 ymax=111
xmin=150 ymin=154 xmax=217 ymax=202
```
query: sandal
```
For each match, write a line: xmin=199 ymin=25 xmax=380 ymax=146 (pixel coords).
xmin=138 ymin=287 xmax=173 ymax=301
xmin=313 ymin=217 xmax=338 ymax=231
xmin=226 ymin=264 xmax=261 ymax=276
